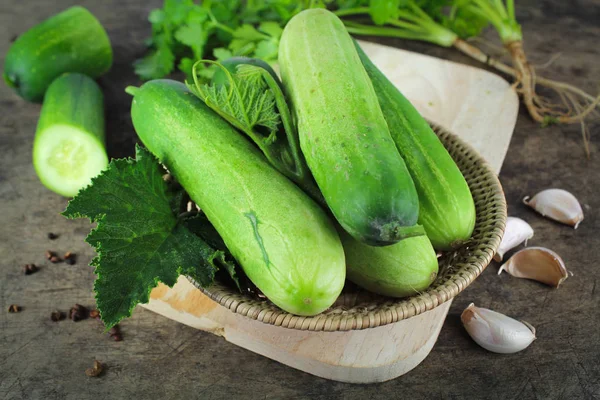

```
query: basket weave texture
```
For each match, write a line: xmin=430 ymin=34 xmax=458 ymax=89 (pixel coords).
xmin=190 ymin=125 xmax=507 ymax=331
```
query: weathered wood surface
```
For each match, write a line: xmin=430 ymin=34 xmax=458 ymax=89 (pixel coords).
xmin=1 ymin=0 xmax=599 ymax=399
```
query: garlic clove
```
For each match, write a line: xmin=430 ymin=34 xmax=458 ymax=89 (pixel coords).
xmin=494 ymin=217 xmax=534 ymax=262
xmin=523 ymin=189 xmax=584 ymax=228
xmin=498 ymin=247 xmax=568 ymax=287
xmin=461 ymin=303 xmax=536 ymax=354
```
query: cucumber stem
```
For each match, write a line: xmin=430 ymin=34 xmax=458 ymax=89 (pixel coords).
xmin=125 ymin=86 xmax=140 ymax=96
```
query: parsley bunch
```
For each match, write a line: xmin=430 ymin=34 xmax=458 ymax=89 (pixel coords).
xmin=134 ymin=0 xmax=328 ymax=81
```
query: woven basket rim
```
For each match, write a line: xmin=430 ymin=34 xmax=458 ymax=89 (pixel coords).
xmin=189 ymin=124 xmax=507 ymax=332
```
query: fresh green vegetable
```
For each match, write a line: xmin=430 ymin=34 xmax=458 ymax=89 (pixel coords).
xmin=355 ymin=41 xmax=475 ymax=250
xmin=188 ymin=60 xmax=321 ymax=202
xmin=63 ymin=145 xmax=239 ymax=329
xmin=279 ymin=9 xmax=422 ymax=246
xmin=3 ymin=6 xmax=112 ymax=102
xmin=32 ymin=73 xmax=108 ymax=197
xmin=127 ymin=79 xmax=346 ymax=316
xmin=340 ymin=229 xmax=438 ymax=297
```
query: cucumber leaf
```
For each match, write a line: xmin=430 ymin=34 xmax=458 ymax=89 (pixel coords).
xmin=187 ymin=61 xmax=323 ymax=204
xmin=63 ymin=145 xmax=236 ymax=328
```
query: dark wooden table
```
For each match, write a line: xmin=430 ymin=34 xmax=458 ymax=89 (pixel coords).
xmin=1 ymin=1 xmax=599 ymax=399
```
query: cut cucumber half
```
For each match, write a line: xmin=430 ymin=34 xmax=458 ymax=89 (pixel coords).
xmin=34 ymin=125 xmax=108 ymax=197
xmin=33 ymin=73 xmax=108 ymax=197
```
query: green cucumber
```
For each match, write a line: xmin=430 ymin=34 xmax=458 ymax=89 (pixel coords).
xmin=278 ymin=9 xmax=421 ymax=246
xmin=127 ymin=80 xmax=346 ymax=316
xmin=355 ymin=42 xmax=476 ymax=250
xmin=340 ymin=229 xmax=438 ymax=297
xmin=4 ymin=6 xmax=112 ymax=102
xmin=33 ymin=73 xmax=108 ymax=197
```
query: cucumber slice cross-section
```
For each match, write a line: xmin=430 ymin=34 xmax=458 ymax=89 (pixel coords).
xmin=33 ymin=73 xmax=108 ymax=197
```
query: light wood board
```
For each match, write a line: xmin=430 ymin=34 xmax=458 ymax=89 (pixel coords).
xmin=140 ymin=40 xmax=519 ymax=383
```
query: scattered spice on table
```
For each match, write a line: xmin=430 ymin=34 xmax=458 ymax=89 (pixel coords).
xmin=23 ymin=263 xmax=39 ymax=275
xmin=47 ymin=232 xmax=59 ymax=240
xmin=50 ymin=310 xmax=65 ymax=322
xmin=64 ymin=252 xmax=76 ymax=265
xmin=85 ymin=360 xmax=103 ymax=377
xmin=45 ymin=250 xmax=55 ymax=260
xmin=69 ymin=304 xmax=89 ymax=322
xmin=89 ymin=309 xmax=100 ymax=319
xmin=8 ymin=304 xmax=20 ymax=313
xmin=108 ymin=325 xmax=123 ymax=341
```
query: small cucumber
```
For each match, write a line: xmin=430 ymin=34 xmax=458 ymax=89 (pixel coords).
xmin=340 ymin=229 xmax=439 ymax=298
xmin=355 ymin=42 xmax=476 ymax=250
xmin=4 ymin=6 xmax=112 ymax=102
xmin=278 ymin=9 xmax=421 ymax=246
xmin=127 ymin=80 xmax=346 ymax=316
xmin=33 ymin=73 xmax=108 ymax=197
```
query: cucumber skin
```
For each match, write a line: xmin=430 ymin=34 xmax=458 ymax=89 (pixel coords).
xmin=278 ymin=9 xmax=420 ymax=246
xmin=33 ymin=72 xmax=107 ymax=196
xmin=3 ymin=6 xmax=113 ymax=102
xmin=34 ymin=73 xmax=105 ymax=141
xmin=340 ymin=229 xmax=438 ymax=298
xmin=129 ymin=80 xmax=346 ymax=316
xmin=355 ymin=43 xmax=476 ymax=250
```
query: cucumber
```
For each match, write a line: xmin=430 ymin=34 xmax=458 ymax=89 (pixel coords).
xmin=3 ymin=6 xmax=112 ymax=102
xmin=278 ymin=9 xmax=421 ymax=246
xmin=355 ymin=42 xmax=476 ymax=250
xmin=33 ymin=73 xmax=108 ymax=197
xmin=340 ymin=229 xmax=438 ymax=298
xmin=127 ymin=80 xmax=346 ymax=316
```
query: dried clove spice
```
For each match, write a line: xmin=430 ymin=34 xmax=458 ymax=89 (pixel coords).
xmin=85 ymin=360 xmax=104 ymax=377
xmin=23 ymin=264 xmax=39 ymax=275
xmin=108 ymin=325 xmax=123 ymax=341
xmin=69 ymin=304 xmax=89 ymax=322
xmin=50 ymin=255 xmax=62 ymax=263
xmin=89 ymin=309 xmax=100 ymax=319
xmin=8 ymin=304 xmax=20 ymax=313
xmin=47 ymin=232 xmax=59 ymax=240
xmin=64 ymin=252 xmax=76 ymax=265
xmin=50 ymin=311 xmax=65 ymax=322
xmin=45 ymin=250 xmax=55 ymax=260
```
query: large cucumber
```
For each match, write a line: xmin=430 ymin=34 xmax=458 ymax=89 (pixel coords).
xmin=127 ymin=80 xmax=346 ymax=316
xmin=33 ymin=73 xmax=108 ymax=197
xmin=4 ymin=6 xmax=112 ymax=102
xmin=278 ymin=9 xmax=421 ymax=246
xmin=340 ymin=229 xmax=438 ymax=298
xmin=355 ymin=42 xmax=476 ymax=250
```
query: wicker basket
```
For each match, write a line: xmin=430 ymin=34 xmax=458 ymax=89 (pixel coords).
xmin=191 ymin=124 xmax=507 ymax=332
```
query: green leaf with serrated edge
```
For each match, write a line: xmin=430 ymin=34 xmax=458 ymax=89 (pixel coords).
xmin=63 ymin=145 xmax=219 ymax=329
xmin=190 ymin=63 xmax=280 ymax=139
xmin=369 ymin=0 xmax=400 ymax=25
xmin=258 ymin=21 xmax=283 ymax=38
xmin=133 ymin=45 xmax=175 ymax=80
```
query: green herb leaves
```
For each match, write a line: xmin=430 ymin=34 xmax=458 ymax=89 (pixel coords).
xmin=135 ymin=0 xmax=308 ymax=81
xmin=63 ymin=145 xmax=236 ymax=328
xmin=191 ymin=63 xmax=280 ymax=144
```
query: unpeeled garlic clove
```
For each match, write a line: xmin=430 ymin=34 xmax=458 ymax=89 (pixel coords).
xmin=461 ymin=303 xmax=536 ymax=354
xmin=523 ymin=189 xmax=584 ymax=228
xmin=494 ymin=217 xmax=534 ymax=262
xmin=498 ymin=247 xmax=568 ymax=287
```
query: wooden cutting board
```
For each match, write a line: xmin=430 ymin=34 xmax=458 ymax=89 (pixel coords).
xmin=140 ymin=40 xmax=519 ymax=383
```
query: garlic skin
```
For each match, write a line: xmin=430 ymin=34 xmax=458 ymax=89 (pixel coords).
xmin=494 ymin=217 xmax=534 ymax=262
xmin=523 ymin=189 xmax=584 ymax=228
xmin=461 ymin=303 xmax=536 ymax=354
xmin=498 ymin=247 xmax=568 ymax=287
